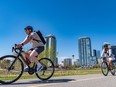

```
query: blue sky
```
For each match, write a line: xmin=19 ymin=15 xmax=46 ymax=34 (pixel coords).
xmin=0 ymin=0 xmax=116 ymax=62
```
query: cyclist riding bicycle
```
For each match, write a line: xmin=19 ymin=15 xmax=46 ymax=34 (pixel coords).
xmin=17 ymin=26 xmax=44 ymax=73
xmin=101 ymin=42 xmax=115 ymax=70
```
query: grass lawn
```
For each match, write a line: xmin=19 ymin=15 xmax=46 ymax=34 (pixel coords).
xmin=0 ymin=68 xmax=102 ymax=80
xmin=19 ymin=68 xmax=102 ymax=79
xmin=54 ymin=68 xmax=101 ymax=76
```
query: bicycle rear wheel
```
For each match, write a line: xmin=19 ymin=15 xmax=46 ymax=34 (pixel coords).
xmin=110 ymin=62 xmax=116 ymax=75
xmin=36 ymin=58 xmax=55 ymax=80
xmin=101 ymin=61 xmax=109 ymax=76
xmin=0 ymin=55 xmax=24 ymax=84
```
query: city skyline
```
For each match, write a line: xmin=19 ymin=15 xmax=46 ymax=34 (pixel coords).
xmin=0 ymin=0 xmax=116 ymax=63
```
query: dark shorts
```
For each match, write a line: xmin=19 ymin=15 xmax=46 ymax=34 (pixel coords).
xmin=29 ymin=46 xmax=44 ymax=54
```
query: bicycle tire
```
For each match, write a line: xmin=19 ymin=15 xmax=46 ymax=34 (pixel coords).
xmin=110 ymin=62 xmax=116 ymax=75
xmin=101 ymin=61 xmax=109 ymax=76
xmin=0 ymin=55 xmax=24 ymax=84
xmin=35 ymin=58 xmax=55 ymax=80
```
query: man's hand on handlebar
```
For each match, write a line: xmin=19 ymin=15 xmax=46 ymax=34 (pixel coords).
xmin=16 ymin=44 xmax=22 ymax=48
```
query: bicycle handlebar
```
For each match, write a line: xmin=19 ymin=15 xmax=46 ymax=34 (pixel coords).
xmin=12 ymin=44 xmax=23 ymax=54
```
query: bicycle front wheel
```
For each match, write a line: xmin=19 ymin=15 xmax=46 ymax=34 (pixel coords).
xmin=36 ymin=58 xmax=55 ymax=80
xmin=0 ymin=55 xmax=24 ymax=84
xmin=101 ymin=61 xmax=109 ymax=76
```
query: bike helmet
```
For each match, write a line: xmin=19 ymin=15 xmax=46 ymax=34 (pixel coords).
xmin=103 ymin=44 xmax=108 ymax=48
xmin=103 ymin=42 xmax=110 ymax=48
xmin=24 ymin=26 xmax=33 ymax=32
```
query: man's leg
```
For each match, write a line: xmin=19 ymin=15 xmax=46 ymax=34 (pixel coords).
xmin=23 ymin=51 xmax=32 ymax=72
xmin=29 ymin=50 xmax=43 ymax=73
xmin=109 ymin=58 xmax=113 ymax=70
xmin=25 ymin=50 xmax=32 ymax=64
xmin=29 ymin=50 xmax=39 ymax=64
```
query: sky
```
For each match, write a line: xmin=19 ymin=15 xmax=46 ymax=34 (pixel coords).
xmin=0 ymin=0 xmax=116 ymax=63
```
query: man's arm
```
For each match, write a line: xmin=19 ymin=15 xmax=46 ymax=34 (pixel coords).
xmin=101 ymin=49 xmax=104 ymax=58
xmin=17 ymin=36 xmax=31 ymax=48
xmin=108 ymin=49 xmax=115 ymax=57
xmin=21 ymin=36 xmax=31 ymax=46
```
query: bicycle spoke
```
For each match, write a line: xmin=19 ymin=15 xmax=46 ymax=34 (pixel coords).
xmin=110 ymin=63 xmax=116 ymax=75
xmin=0 ymin=55 xmax=23 ymax=84
xmin=101 ymin=62 xmax=109 ymax=76
xmin=36 ymin=58 xmax=54 ymax=80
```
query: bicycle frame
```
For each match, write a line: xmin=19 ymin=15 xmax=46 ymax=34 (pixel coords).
xmin=19 ymin=52 xmax=36 ymax=71
xmin=9 ymin=46 xmax=35 ymax=72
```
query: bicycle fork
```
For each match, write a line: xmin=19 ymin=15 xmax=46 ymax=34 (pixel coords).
xmin=8 ymin=55 xmax=20 ymax=71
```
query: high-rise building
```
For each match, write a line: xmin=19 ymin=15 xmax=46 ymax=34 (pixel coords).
xmin=64 ymin=58 xmax=72 ymax=66
xmin=92 ymin=49 xmax=97 ymax=65
xmin=93 ymin=49 xmax=100 ymax=58
xmin=90 ymin=56 xmax=98 ymax=66
xmin=45 ymin=34 xmax=58 ymax=66
xmin=96 ymin=50 xmax=100 ymax=59
xmin=93 ymin=49 xmax=97 ymax=57
xmin=110 ymin=45 xmax=116 ymax=59
xmin=92 ymin=49 xmax=101 ymax=64
xmin=78 ymin=36 xmax=92 ymax=66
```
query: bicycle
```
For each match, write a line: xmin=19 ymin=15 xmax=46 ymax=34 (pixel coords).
xmin=0 ymin=44 xmax=55 ymax=84
xmin=101 ymin=58 xmax=116 ymax=76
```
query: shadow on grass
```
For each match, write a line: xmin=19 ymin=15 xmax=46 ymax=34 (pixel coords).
xmin=0 ymin=78 xmax=75 ymax=86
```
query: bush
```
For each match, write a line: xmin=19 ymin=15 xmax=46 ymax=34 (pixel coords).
xmin=93 ymin=64 xmax=100 ymax=68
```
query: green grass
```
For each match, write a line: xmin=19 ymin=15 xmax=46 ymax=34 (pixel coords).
xmin=0 ymin=68 xmax=102 ymax=80
xmin=19 ymin=68 xmax=102 ymax=79
xmin=54 ymin=68 xmax=101 ymax=76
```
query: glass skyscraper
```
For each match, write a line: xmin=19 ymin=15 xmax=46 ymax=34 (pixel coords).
xmin=45 ymin=34 xmax=58 ymax=66
xmin=78 ymin=36 xmax=92 ymax=66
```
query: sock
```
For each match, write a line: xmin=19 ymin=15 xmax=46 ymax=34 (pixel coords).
xmin=37 ymin=62 xmax=42 ymax=68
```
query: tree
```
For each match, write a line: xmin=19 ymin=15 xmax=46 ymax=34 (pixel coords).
xmin=38 ymin=46 xmax=58 ymax=62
